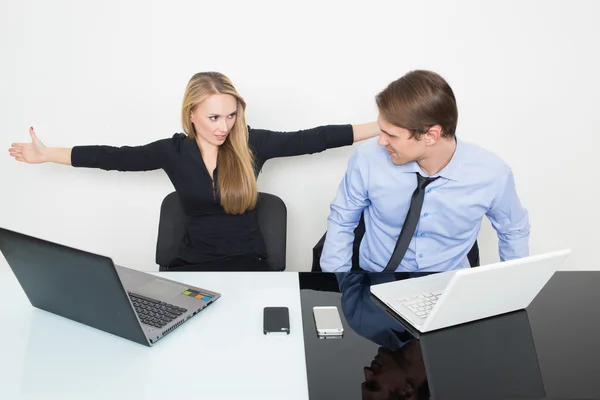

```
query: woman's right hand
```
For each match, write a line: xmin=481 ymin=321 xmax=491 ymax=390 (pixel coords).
xmin=8 ymin=127 xmax=47 ymax=164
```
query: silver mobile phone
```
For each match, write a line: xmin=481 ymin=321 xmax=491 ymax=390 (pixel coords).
xmin=313 ymin=306 xmax=344 ymax=338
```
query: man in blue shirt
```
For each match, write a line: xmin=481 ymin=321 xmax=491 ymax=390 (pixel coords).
xmin=320 ymin=70 xmax=530 ymax=272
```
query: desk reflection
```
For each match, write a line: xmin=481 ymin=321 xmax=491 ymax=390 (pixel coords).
xmin=362 ymin=342 xmax=427 ymax=400
xmin=300 ymin=272 xmax=430 ymax=399
xmin=300 ymin=272 xmax=548 ymax=400
xmin=338 ymin=273 xmax=429 ymax=400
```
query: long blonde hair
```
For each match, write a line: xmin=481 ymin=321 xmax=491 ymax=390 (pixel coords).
xmin=181 ymin=72 xmax=258 ymax=215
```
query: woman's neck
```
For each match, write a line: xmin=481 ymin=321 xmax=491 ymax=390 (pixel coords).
xmin=196 ymin=137 xmax=219 ymax=160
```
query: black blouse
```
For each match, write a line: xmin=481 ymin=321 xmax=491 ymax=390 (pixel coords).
xmin=71 ymin=124 xmax=354 ymax=266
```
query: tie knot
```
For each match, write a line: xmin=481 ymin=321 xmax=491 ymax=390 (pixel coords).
xmin=416 ymin=173 xmax=439 ymax=190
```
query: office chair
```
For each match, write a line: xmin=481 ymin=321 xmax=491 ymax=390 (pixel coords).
xmin=156 ymin=191 xmax=287 ymax=271
xmin=311 ymin=211 xmax=480 ymax=271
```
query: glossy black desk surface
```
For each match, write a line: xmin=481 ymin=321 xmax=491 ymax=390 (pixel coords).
xmin=298 ymin=271 xmax=600 ymax=400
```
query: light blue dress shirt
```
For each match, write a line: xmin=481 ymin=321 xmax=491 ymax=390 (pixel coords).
xmin=320 ymin=137 xmax=530 ymax=272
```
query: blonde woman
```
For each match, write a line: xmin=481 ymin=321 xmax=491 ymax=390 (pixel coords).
xmin=8 ymin=71 xmax=379 ymax=271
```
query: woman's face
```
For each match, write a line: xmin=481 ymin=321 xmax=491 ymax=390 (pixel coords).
xmin=190 ymin=93 xmax=238 ymax=147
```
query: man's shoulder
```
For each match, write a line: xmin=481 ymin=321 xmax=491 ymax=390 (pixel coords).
xmin=459 ymin=139 xmax=512 ymax=175
xmin=353 ymin=138 xmax=387 ymax=163
xmin=340 ymin=139 xmax=388 ymax=175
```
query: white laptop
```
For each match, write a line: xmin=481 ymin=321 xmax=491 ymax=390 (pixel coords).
xmin=369 ymin=249 xmax=571 ymax=337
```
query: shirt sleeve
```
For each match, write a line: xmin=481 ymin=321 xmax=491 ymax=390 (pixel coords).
xmin=320 ymin=149 xmax=370 ymax=272
xmin=485 ymin=167 xmax=530 ymax=261
xmin=248 ymin=124 xmax=354 ymax=162
xmin=70 ymin=137 xmax=172 ymax=172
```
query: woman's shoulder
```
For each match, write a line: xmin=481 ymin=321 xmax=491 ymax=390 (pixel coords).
xmin=246 ymin=125 xmax=262 ymax=136
xmin=169 ymin=132 xmax=190 ymax=142
xmin=132 ymin=133 xmax=193 ymax=157
xmin=145 ymin=133 xmax=189 ymax=145
xmin=158 ymin=132 xmax=192 ymax=150
xmin=246 ymin=125 xmax=265 ymax=145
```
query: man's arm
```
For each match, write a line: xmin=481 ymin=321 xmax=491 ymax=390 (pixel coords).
xmin=485 ymin=167 xmax=530 ymax=261
xmin=320 ymin=150 xmax=370 ymax=272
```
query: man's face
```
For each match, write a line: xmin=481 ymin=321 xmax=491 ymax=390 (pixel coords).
xmin=376 ymin=115 xmax=427 ymax=166
xmin=361 ymin=347 xmax=416 ymax=400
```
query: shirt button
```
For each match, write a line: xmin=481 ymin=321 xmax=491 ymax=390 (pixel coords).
xmin=419 ymin=254 xmax=424 ymax=258
xmin=424 ymin=213 xmax=429 ymax=217
xmin=420 ymin=233 xmax=425 ymax=237
xmin=427 ymin=189 xmax=432 ymax=193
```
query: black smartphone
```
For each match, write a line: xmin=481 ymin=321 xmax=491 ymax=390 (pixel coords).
xmin=263 ymin=307 xmax=290 ymax=335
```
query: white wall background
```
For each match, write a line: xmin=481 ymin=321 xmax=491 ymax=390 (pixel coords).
xmin=1 ymin=0 xmax=598 ymax=272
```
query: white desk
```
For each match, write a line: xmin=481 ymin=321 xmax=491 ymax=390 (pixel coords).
xmin=0 ymin=258 xmax=309 ymax=400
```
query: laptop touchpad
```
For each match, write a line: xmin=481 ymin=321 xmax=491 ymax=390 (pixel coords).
xmin=135 ymin=279 xmax=182 ymax=300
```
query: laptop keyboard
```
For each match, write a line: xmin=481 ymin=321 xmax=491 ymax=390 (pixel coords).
xmin=397 ymin=291 xmax=443 ymax=319
xmin=128 ymin=292 xmax=188 ymax=329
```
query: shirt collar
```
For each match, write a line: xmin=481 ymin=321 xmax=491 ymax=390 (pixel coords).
xmin=395 ymin=137 xmax=463 ymax=182
xmin=435 ymin=137 xmax=463 ymax=181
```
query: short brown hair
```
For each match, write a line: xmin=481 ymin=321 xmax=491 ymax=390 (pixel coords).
xmin=375 ymin=70 xmax=458 ymax=138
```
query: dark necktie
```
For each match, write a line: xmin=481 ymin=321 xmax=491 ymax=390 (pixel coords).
xmin=384 ymin=173 xmax=439 ymax=271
